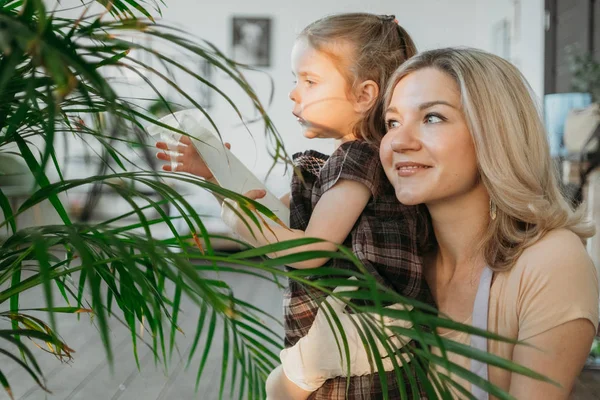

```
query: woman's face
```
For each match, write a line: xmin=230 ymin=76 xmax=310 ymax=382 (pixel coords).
xmin=380 ymin=67 xmax=481 ymax=206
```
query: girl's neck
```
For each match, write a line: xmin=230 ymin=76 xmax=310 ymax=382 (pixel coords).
xmin=333 ymin=132 xmax=359 ymax=149
xmin=426 ymin=184 xmax=490 ymax=282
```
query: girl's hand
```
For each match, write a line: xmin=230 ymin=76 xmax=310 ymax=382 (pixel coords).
xmin=240 ymin=189 xmax=266 ymax=201
xmin=155 ymin=135 xmax=231 ymax=179
xmin=220 ymin=190 xmax=266 ymax=234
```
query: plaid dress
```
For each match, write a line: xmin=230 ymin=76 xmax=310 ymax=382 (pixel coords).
xmin=285 ymin=140 xmax=432 ymax=399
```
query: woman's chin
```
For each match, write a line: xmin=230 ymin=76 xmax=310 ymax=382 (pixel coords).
xmin=394 ymin=190 xmax=423 ymax=206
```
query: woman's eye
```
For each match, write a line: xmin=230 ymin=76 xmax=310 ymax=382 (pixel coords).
xmin=425 ymin=113 xmax=444 ymax=124
xmin=305 ymin=79 xmax=315 ymax=86
xmin=386 ymin=120 xmax=401 ymax=130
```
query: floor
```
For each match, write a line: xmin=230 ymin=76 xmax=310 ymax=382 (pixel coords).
xmin=0 ymin=269 xmax=285 ymax=400
xmin=1 ymin=268 xmax=599 ymax=400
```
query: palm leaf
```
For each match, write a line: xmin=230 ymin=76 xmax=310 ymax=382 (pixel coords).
xmin=0 ymin=0 xmax=558 ymax=398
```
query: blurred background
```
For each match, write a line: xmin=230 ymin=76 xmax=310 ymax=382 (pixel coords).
xmin=26 ymin=0 xmax=596 ymax=276
xmin=1 ymin=0 xmax=599 ymax=398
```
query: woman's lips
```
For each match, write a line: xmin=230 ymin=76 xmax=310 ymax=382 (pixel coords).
xmin=394 ymin=161 xmax=432 ymax=177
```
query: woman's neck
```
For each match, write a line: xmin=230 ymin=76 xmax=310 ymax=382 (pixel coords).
xmin=426 ymin=184 xmax=490 ymax=282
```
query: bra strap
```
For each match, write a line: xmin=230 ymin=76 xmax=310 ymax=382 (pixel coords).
xmin=470 ymin=267 xmax=493 ymax=400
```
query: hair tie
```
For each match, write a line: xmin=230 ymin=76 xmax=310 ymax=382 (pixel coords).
xmin=381 ymin=14 xmax=397 ymax=24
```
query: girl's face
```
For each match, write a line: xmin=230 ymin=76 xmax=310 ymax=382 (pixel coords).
xmin=380 ymin=68 xmax=481 ymax=206
xmin=289 ymin=38 xmax=359 ymax=141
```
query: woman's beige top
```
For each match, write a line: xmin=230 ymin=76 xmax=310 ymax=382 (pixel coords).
xmin=432 ymin=229 xmax=599 ymax=397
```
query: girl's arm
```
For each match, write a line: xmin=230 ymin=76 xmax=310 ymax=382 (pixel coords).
xmin=222 ymin=179 xmax=371 ymax=269
xmin=279 ymin=192 xmax=291 ymax=208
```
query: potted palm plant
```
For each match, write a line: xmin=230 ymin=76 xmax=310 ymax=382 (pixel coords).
xmin=0 ymin=1 xmax=552 ymax=399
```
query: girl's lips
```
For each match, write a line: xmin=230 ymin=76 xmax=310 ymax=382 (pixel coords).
xmin=394 ymin=162 xmax=432 ymax=177
xmin=293 ymin=113 xmax=308 ymax=127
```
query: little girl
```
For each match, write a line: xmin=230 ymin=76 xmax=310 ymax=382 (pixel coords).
xmin=157 ymin=13 xmax=431 ymax=399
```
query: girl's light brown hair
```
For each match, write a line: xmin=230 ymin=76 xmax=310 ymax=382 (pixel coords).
xmin=384 ymin=47 xmax=594 ymax=270
xmin=299 ymin=13 xmax=416 ymax=144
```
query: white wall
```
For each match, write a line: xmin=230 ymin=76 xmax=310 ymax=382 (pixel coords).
xmin=149 ymin=0 xmax=484 ymax=183
xmin=142 ymin=0 xmax=545 ymax=181
xmin=38 ymin=1 xmax=546 ymax=227
xmin=48 ymin=0 xmax=546 ymax=182
xmin=475 ymin=0 xmax=545 ymax=100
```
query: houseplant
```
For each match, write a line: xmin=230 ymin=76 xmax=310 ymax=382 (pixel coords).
xmin=0 ymin=1 xmax=552 ymax=398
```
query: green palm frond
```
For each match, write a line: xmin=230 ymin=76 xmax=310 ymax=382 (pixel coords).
xmin=0 ymin=1 xmax=557 ymax=399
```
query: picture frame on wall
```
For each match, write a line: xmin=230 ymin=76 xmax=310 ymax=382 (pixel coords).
xmin=198 ymin=59 xmax=214 ymax=109
xmin=492 ymin=19 xmax=511 ymax=61
xmin=231 ymin=16 xmax=271 ymax=67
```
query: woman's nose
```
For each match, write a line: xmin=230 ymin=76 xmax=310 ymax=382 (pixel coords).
xmin=388 ymin=125 xmax=421 ymax=152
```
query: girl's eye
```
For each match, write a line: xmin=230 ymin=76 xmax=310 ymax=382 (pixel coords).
xmin=386 ymin=119 xmax=401 ymax=130
xmin=424 ymin=113 xmax=445 ymax=124
xmin=305 ymin=79 xmax=315 ymax=86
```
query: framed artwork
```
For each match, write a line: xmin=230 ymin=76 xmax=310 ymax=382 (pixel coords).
xmin=231 ymin=17 xmax=271 ymax=67
xmin=198 ymin=59 xmax=214 ymax=109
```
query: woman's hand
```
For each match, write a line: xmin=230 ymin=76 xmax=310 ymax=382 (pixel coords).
xmin=155 ymin=135 xmax=231 ymax=178
xmin=280 ymin=281 xmax=413 ymax=392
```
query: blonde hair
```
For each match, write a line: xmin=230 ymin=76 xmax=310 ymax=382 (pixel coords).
xmin=299 ymin=13 xmax=417 ymax=144
xmin=384 ymin=47 xmax=594 ymax=270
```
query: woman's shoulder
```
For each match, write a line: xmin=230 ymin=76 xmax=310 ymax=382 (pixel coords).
xmin=516 ymin=229 xmax=591 ymax=273
xmin=497 ymin=229 xmax=597 ymax=307
xmin=501 ymin=229 xmax=599 ymax=340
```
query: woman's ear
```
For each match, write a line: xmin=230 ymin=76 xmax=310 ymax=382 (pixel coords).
xmin=353 ymin=80 xmax=379 ymax=113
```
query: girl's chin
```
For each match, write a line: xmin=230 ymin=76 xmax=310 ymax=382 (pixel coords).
xmin=303 ymin=130 xmax=319 ymax=139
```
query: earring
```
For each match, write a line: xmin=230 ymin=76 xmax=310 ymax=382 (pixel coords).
xmin=489 ymin=199 xmax=497 ymax=221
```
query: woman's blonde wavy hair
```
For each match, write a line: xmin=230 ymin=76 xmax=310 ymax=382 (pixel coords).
xmin=384 ymin=47 xmax=595 ymax=271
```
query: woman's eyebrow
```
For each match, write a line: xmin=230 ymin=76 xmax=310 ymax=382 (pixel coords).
xmin=384 ymin=105 xmax=400 ymax=114
xmin=385 ymin=101 xmax=458 ymax=115
xmin=418 ymin=100 xmax=456 ymax=110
